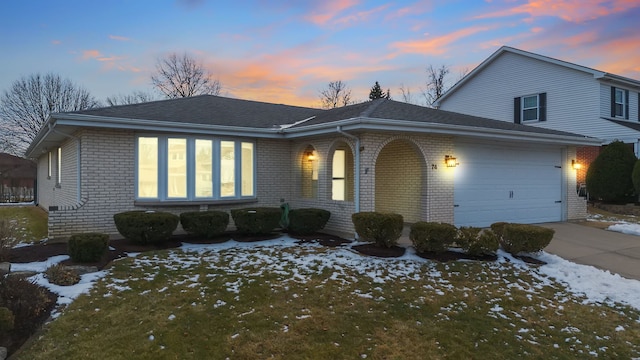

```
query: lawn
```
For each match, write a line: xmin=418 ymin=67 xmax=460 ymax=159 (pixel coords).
xmin=15 ymin=238 xmax=640 ymax=359
xmin=0 ymin=206 xmax=47 ymax=245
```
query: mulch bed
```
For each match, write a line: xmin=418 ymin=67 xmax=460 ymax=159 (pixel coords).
xmin=352 ymin=244 xmax=406 ymax=258
xmin=291 ymin=233 xmax=353 ymax=247
xmin=415 ymin=250 xmax=498 ymax=262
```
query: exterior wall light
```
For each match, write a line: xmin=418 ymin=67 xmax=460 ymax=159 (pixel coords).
xmin=572 ymin=159 xmax=582 ymax=170
xmin=305 ymin=151 xmax=315 ymax=161
xmin=445 ymin=155 xmax=458 ymax=168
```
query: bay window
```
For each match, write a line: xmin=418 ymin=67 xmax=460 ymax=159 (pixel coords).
xmin=136 ymin=136 xmax=255 ymax=201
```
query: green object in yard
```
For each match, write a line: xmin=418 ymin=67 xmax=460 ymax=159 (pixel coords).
xmin=280 ymin=202 xmax=289 ymax=229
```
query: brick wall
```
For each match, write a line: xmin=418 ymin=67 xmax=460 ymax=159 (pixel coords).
xmin=576 ymin=145 xmax=601 ymax=184
xmin=566 ymin=147 xmax=588 ymax=219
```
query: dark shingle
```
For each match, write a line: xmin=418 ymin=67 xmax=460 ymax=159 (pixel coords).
xmin=69 ymin=95 xmax=322 ymax=128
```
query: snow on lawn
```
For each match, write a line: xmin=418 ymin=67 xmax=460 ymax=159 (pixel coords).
xmin=11 ymin=235 xmax=640 ymax=320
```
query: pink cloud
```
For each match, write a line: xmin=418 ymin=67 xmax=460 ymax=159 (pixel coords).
xmin=333 ymin=4 xmax=390 ymax=25
xmin=51 ymin=40 xmax=61 ymax=45
xmin=82 ymin=50 xmax=102 ymax=60
xmin=305 ymin=0 xmax=360 ymax=26
xmin=385 ymin=1 xmax=433 ymax=20
xmin=391 ymin=26 xmax=495 ymax=56
xmin=477 ymin=0 xmax=640 ymax=23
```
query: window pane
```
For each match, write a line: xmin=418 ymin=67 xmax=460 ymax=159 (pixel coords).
xmin=615 ymin=103 xmax=624 ymax=117
xmin=523 ymin=108 xmax=538 ymax=121
xmin=241 ymin=142 xmax=254 ymax=196
xmin=167 ymin=138 xmax=187 ymax=198
xmin=523 ymin=95 xmax=537 ymax=108
xmin=195 ymin=139 xmax=213 ymax=197
xmin=615 ymin=89 xmax=624 ymax=103
xmin=333 ymin=150 xmax=345 ymax=178
xmin=221 ymin=141 xmax=235 ymax=197
xmin=332 ymin=180 xmax=345 ymax=201
xmin=138 ymin=137 xmax=158 ymax=198
xmin=57 ymin=147 xmax=62 ymax=184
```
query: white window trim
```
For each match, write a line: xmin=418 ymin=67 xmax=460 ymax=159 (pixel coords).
xmin=56 ymin=147 xmax=62 ymax=185
xmin=521 ymin=94 xmax=539 ymax=122
xmin=135 ymin=135 xmax=256 ymax=202
xmin=614 ymin=88 xmax=626 ymax=119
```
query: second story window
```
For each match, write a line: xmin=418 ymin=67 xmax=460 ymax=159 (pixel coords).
xmin=613 ymin=87 xmax=628 ymax=119
xmin=514 ymin=93 xmax=546 ymax=124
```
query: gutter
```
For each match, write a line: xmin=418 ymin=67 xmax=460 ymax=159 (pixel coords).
xmin=336 ymin=126 xmax=360 ymax=217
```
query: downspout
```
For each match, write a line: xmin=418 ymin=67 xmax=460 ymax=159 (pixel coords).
xmin=50 ymin=124 xmax=81 ymax=203
xmin=336 ymin=126 xmax=360 ymax=215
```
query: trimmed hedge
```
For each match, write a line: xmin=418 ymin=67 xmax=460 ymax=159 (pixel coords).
xmin=352 ymin=212 xmax=403 ymax=248
xmin=231 ymin=207 xmax=282 ymax=235
xmin=496 ymin=223 xmax=555 ymax=255
xmin=68 ymin=232 xmax=109 ymax=263
xmin=288 ymin=208 xmax=331 ymax=235
xmin=586 ymin=140 xmax=636 ymax=202
xmin=180 ymin=211 xmax=229 ymax=238
xmin=410 ymin=222 xmax=457 ymax=253
xmin=0 ymin=306 xmax=14 ymax=333
xmin=113 ymin=211 xmax=179 ymax=244
xmin=457 ymin=226 xmax=499 ymax=256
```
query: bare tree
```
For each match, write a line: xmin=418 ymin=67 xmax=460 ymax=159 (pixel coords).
xmin=423 ymin=64 xmax=450 ymax=106
xmin=151 ymin=52 xmax=221 ymax=98
xmin=106 ymin=91 xmax=157 ymax=106
xmin=319 ymin=80 xmax=353 ymax=109
xmin=398 ymin=83 xmax=415 ymax=104
xmin=0 ymin=73 xmax=100 ymax=156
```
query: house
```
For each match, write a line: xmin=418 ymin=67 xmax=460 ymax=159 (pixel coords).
xmin=434 ymin=46 xmax=640 ymax=186
xmin=0 ymin=153 xmax=36 ymax=203
xmin=24 ymin=95 xmax=599 ymax=240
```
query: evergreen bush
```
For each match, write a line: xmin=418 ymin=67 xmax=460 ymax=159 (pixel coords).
xmin=288 ymin=208 xmax=331 ymax=235
xmin=0 ymin=306 xmax=14 ymax=333
xmin=586 ymin=140 xmax=636 ymax=202
xmin=180 ymin=210 xmax=229 ymax=238
xmin=410 ymin=222 xmax=457 ymax=253
xmin=352 ymin=212 xmax=403 ymax=248
xmin=113 ymin=211 xmax=179 ymax=244
xmin=499 ymin=223 xmax=554 ymax=255
xmin=231 ymin=207 xmax=282 ymax=235
xmin=457 ymin=226 xmax=499 ymax=256
xmin=68 ymin=232 xmax=109 ymax=263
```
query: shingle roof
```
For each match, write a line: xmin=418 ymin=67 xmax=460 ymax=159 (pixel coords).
xmin=607 ymin=118 xmax=640 ymax=132
xmin=294 ymin=98 xmax=587 ymax=138
xmin=70 ymin=95 xmax=322 ymax=128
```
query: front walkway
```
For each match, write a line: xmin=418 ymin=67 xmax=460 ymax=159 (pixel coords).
xmin=541 ymin=222 xmax=640 ymax=281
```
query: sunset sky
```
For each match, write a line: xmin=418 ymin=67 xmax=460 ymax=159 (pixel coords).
xmin=1 ymin=0 xmax=639 ymax=108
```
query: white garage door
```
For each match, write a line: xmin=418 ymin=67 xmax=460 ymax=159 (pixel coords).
xmin=454 ymin=142 xmax=563 ymax=227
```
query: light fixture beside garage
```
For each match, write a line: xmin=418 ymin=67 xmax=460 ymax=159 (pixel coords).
xmin=445 ymin=155 xmax=458 ymax=167
xmin=571 ymin=159 xmax=582 ymax=170
xmin=305 ymin=151 xmax=315 ymax=161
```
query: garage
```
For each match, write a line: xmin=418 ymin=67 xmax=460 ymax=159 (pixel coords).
xmin=453 ymin=141 xmax=563 ymax=227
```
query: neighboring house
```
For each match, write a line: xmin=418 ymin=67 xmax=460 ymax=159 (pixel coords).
xmin=435 ymin=46 xmax=640 ymax=186
xmin=24 ymin=95 xmax=598 ymax=240
xmin=0 ymin=153 xmax=36 ymax=203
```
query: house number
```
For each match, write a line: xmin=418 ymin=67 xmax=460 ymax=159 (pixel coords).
xmin=431 ymin=164 xmax=438 ymax=170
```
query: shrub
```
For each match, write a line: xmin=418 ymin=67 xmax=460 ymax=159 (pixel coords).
xmin=490 ymin=222 xmax=509 ymax=240
xmin=180 ymin=211 xmax=229 ymax=238
xmin=0 ymin=307 xmax=14 ymax=333
xmin=410 ymin=222 xmax=457 ymax=253
xmin=44 ymin=264 xmax=80 ymax=286
xmin=0 ymin=276 xmax=54 ymax=336
xmin=632 ymin=159 xmax=640 ymax=196
xmin=586 ymin=140 xmax=636 ymax=202
xmin=457 ymin=226 xmax=499 ymax=256
xmin=352 ymin=212 xmax=403 ymax=248
xmin=113 ymin=211 xmax=179 ymax=244
xmin=288 ymin=208 xmax=331 ymax=235
xmin=499 ymin=223 xmax=555 ymax=255
xmin=68 ymin=233 xmax=109 ymax=263
xmin=231 ymin=207 xmax=282 ymax=235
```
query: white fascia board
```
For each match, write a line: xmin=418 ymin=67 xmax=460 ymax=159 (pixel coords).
xmin=53 ymin=114 xmax=282 ymax=138
xmin=282 ymin=117 xmax=602 ymax=146
xmin=597 ymin=74 xmax=640 ymax=90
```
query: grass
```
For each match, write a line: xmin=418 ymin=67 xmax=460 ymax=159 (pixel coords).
xmin=0 ymin=206 xmax=47 ymax=245
xmin=15 ymin=241 xmax=640 ymax=359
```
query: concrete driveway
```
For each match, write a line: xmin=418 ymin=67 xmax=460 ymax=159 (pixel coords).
xmin=540 ymin=222 xmax=640 ymax=281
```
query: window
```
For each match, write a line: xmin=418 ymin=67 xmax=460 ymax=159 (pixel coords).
xmin=136 ymin=136 xmax=255 ymax=201
xmin=522 ymin=95 xmax=538 ymax=121
xmin=332 ymin=149 xmax=346 ymax=201
xmin=514 ymin=93 xmax=546 ymax=124
xmin=56 ymin=147 xmax=62 ymax=185
xmin=612 ymin=87 xmax=629 ymax=119
xmin=47 ymin=151 xmax=52 ymax=178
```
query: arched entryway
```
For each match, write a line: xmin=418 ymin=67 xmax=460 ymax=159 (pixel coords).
xmin=375 ymin=139 xmax=425 ymax=223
